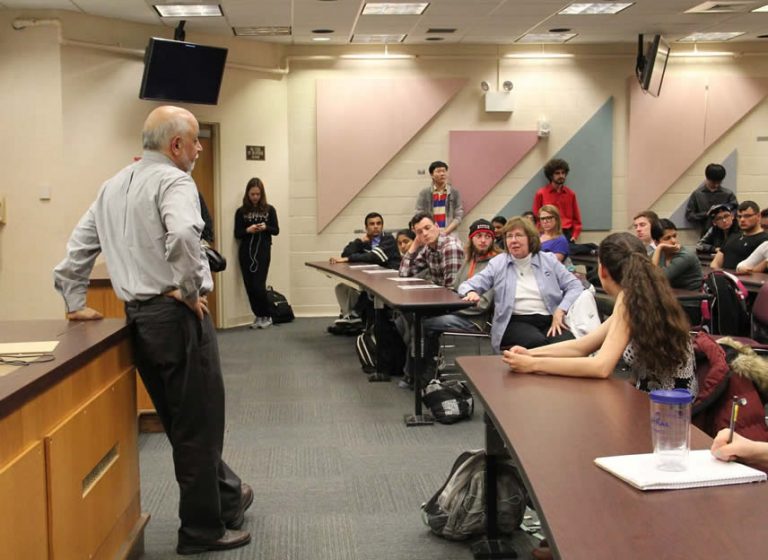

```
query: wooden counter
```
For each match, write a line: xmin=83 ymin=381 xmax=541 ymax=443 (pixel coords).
xmin=87 ymin=262 xmax=161 ymax=432
xmin=0 ymin=319 xmax=147 ymax=560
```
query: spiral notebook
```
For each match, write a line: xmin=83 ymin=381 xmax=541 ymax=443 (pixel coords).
xmin=594 ymin=449 xmax=767 ymax=491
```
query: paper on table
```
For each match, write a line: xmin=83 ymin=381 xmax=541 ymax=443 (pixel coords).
xmin=362 ymin=269 xmax=398 ymax=274
xmin=0 ymin=341 xmax=59 ymax=354
xmin=398 ymin=284 xmax=444 ymax=290
xmin=387 ymin=277 xmax=426 ymax=282
xmin=347 ymin=264 xmax=380 ymax=269
xmin=594 ymin=449 xmax=767 ymax=491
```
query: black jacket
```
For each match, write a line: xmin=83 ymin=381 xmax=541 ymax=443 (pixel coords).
xmin=685 ymin=185 xmax=737 ymax=236
xmin=696 ymin=222 xmax=739 ymax=254
xmin=341 ymin=233 xmax=400 ymax=269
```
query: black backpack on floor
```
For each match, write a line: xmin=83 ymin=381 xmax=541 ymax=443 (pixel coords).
xmin=266 ymin=286 xmax=295 ymax=324
xmin=702 ymin=271 xmax=749 ymax=336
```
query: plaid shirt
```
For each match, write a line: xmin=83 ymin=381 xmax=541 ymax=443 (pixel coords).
xmin=399 ymin=233 xmax=464 ymax=287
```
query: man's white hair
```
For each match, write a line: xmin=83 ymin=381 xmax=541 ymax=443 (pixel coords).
xmin=142 ymin=109 xmax=193 ymax=150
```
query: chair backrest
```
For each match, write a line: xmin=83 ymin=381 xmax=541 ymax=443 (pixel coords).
xmin=750 ymin=282 xmax=768 ymax=343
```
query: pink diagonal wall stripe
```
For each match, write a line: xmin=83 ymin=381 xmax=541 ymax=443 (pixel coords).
xmin=627 ymin=76 xmax=768 ymax=219
xmin=316 ymin=78 xmax=466 ymax=232
xmin=449 ymin=131 xmax=539 ymax=214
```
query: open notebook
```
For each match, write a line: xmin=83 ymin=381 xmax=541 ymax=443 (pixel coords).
xmin=595 ymin=449 xmax=767 ymax=491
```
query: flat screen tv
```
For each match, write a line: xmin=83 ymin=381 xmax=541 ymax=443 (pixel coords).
xmin=139 ymin=37 xmax=228 ymax=105
xmin=636 ymin=34 xmax=670 ymax=97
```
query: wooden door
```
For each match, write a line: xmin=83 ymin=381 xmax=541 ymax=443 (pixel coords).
xmin=192 ymin=126 xmax=219 ymax=327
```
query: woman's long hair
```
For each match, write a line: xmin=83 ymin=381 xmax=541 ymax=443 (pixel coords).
xmin=538 ymin=204 xmax=563 ymax=236
xmin=241 ymin=177 xmax=268 ymax=213
xmin=598 ymin=232 xmax=690 ymax=376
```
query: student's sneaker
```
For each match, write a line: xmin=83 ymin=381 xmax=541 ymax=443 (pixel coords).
xmin=335 ymin=312 xmax=362 ymax=325
xmin=257 ymin=316 xmax=273 ymax=329
xmin=397 ymin=375 xmax=413 ymax=390
xmin=249 ymin=318 xmax=262 ymax=330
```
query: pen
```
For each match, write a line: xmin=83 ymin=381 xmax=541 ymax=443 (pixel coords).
xmin=727 ymin=396 xmax=748 ymax=444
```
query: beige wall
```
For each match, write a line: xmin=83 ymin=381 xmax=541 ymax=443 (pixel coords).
xmin=1 ymin=10 xmax=768 ymax=322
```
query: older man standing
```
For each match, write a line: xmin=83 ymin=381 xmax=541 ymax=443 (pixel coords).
xmin=53 ymin=106 xmax=252 ymax=555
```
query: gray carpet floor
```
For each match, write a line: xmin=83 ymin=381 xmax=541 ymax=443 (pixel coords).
xmin=138 ymin=317 xmax=537 ymax=559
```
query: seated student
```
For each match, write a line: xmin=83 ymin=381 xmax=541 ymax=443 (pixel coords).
xmin=329 ymin=212 xmax=399 ymax=329
xmin=652 ymin=218 xmax=704 ymax=326
xmin=458 ymin=216 xmax=583 ymax=353
xmin=652 ymin=219 xmax=703 ymax=291
xmin=632 ymin=210 xmax=660 ymax=256
xmin=421 ymin=219 xmax=500 ymax=373
xmin=711 ymin=201 xmax=768 ymax=271
xmin=501 ymin=232 xmax=697 ymax=394
xmin=736 ymin=240 xmax=768 ymax=273
xmin=711 ymin=429 xmax=768 ymax=471
xmin=521 ymin=211 xmax=536 ymax=225
xmin=491 ymin=215 xmax=507 ymax=251
xmin=399 ymin=212 xmax=464 ymax=286
xmin=696 ymin=203 xmax=739 ymax=255
xmin=762 ymin=208 xmax=768 ymax=232
xmin=538 ymin=205 xmax=569 ymax=263
xmin=395 ymin=228 xmax=415 ymax=256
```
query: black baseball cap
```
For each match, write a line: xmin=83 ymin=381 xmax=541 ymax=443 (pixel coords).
xmin=469 ymin=219 xmax=494 ymax=239
xmin=708 ymin=203 xmax=734 ymax=217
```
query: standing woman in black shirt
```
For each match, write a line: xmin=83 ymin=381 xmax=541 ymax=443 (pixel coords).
xmin=234 ymin=178 xmax=279 ymax=329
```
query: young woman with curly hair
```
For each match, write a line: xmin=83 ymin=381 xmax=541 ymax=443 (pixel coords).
xmin=502 ymin=232 xmax=696 ymax=395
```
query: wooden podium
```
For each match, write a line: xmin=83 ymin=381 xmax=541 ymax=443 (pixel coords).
xmin=87 ymin=263 xmax=163 ymax=433
xmin=0 ymin=320 xmax=148 ymax=559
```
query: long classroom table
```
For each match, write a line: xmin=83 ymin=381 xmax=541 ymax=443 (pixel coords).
xmin=306 ymin=261 xmax=472 ymax=425
xmin=0 ymin=319 xmax=148 ymax=559
xmin=457 ymin=355 xmax=768 ymax=560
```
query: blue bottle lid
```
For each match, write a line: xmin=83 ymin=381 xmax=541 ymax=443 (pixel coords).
xmin=649 ymin=388 xmax=693 ymax=405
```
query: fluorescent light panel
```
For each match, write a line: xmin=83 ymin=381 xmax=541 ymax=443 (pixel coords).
xmin=352 ymin=34 xmax=406 ymax=43
xmin=341 ymin=53 xmax=415 ymax=59
xmin=670 ymin=51 xmax=735 ymax=57
xmin=154 ymin=4 xmax=222 ymax=17
xmin=518 ymin=32 xmax=577 ymax=43
xmin=678 ymin=32 xmax=744 ymax=42
xmin=505 ymin=53 xmax=575 ymax=59
xmin=559 ymin=2 xmax=633 ymax=15
xmin=362 ymin=3 xmax=429 ymax=15
xmin=752 ymin=3 xmax=768 ymax=11
xmin=233 ymin=26 xmax=292 ymax=36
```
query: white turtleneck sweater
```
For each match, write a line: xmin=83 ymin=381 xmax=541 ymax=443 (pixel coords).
xmin=511 ymin=254 xmax=549 ymax=315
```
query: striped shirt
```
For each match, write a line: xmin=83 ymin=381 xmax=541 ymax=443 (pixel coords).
xmin=432 ymin=190 xmax=448 ymax=228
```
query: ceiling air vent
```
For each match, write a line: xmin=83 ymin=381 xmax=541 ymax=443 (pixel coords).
xmin=233 ymin=26 xmax=292 ymax=36
xmin=685 ymin=1 xmax=754 ymax=13
xmin=427 ymin=28 xmax=456 ymax=33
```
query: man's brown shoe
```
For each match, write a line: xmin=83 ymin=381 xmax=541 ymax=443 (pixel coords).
xmin=226 ymin=483 xmax=254 ymax=530
xmin=176 ymin=529 xmax=251 ymax=555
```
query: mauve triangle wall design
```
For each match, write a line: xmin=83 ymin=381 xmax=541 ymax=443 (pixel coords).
xmin=316 ymin=77 xmax=466 ymax=232
xmin=449 ymin=131 xmax=540 ymax=216
xmin=496 ymin=98 xmax=614 ymax=231
xmin=626 ymin=76 xmax=768 ymax=221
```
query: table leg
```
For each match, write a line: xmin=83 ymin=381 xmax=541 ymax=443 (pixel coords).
xmin=470 ymin=414 xmax=517 ymax=559
xmin=404 ymin=310 xmax=434 ymax=426
xmin=368 ymin=297 xmax=391 ymax=382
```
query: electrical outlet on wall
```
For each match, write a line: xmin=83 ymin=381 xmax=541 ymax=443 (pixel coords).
xmin=0 ymin=196 xmax=6 ymax=224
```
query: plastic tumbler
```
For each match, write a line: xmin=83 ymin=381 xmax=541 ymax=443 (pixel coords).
xmin=649 ymin=389 xmax=693 ymax=471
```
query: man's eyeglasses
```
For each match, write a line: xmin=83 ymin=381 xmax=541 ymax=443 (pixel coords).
xmin=737 ymin=212 xmax=757 ymax=220
xmin=714 ymin=214 xmax=733 ymax=223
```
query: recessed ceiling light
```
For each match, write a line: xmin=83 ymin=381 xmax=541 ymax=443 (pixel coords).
xmin=753 ymin=3 xmax=768 ymax=11
xmin=426 ymin=37 xmax=444 ymax=41
xmin=352 ymin=34 xmax=407 ymax=43
xmin=678 ymin=32 xmax=744 ymax=42
xmin=427 ymin=28 xmax=456 ymax=34
xmin=549 ymin=28 xmax=572 ymax=32
xmin=759 ymin=34 xmax=768 ymax=38
xmin=154 ymin=4 xmax=223 ymax=17
xmin=518 ymin=32 xmax=577 ymax=43
xmin=312 ymin=37 xmax=332 ymax=42
xmin=312 ymin=29 xmax=334 ymax=34
xmin=558 ymin=3 xmax=633 ymax=15
xmin=233 ymin=26 xmax=292 ymax=36
xmin=362 ymin=3 xmax=429 ymax=15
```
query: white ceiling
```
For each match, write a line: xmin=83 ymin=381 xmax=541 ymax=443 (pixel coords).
xmin=2 ymin=0 xmax=768 ymax=45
